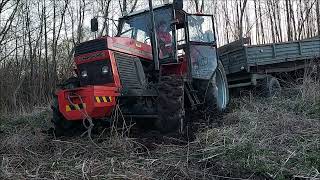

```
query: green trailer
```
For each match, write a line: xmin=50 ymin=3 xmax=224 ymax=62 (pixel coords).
xmin=218 ymin=37 xmax=320 ymax=96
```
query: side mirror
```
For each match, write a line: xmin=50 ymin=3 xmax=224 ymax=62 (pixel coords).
xmin=91 ymin=18 xmax=98 ymax=32
xmin=174 ymin=0 xmax=183 ymax=10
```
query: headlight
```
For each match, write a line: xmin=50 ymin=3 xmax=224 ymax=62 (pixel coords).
xmin=81 ymin=70 xmax=88 ymax=78
xmin=101 ymin=66 xmax=109 ymax=74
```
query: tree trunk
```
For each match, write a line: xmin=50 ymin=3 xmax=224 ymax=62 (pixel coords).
xmin=258 ymin=0 xmax=265 ymax=43
xmin=254 ymin=0 xmax=260 ymax=44
xmin=276 ymin=0 xmax=283 ymax=41
xmin=43 ymin=0 xmax=49 ymax=84
xmin=239 ymin=0 xmax=248 ymax=38
xmin=285 ymin=0 xmax=292 ymax=41
xmin=52 ymin=0 xmax=57 ymax=84
xmin=289 ymin=0 xmax=297 ymax=40
xmin=267 ymin=1 xmax=276 ymax=43
xmin=317 ymin=0 xmax=320 ymax=36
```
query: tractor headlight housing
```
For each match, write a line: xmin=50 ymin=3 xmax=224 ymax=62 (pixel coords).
xmin=77 ymin=60 xmax=114 ymax=86
xmin=81 ymin=70 xmax=88 ymax=78
xmin=101 ymin=66 xmax=109 ymax=75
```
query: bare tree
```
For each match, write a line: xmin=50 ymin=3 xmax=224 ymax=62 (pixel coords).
xmin=297 ymin=0 xmax=318 ymax=39
xmin=238 ymin=0 xmax=248 ymax=39
xmin=317 ymin=0 xmax=320 ymax=36
xmin=0 ymin=0 xmax=21 ymax=52
xmin=193 ymin=0 xmax=204 ymax=13
xmin=119 ymin=0 xmax=138 ymax=15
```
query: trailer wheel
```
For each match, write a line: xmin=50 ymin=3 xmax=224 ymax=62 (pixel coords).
xmin=260 ymin=76 xmax=281 ymax=97
xmin=156 ymin=75 xmax=185 ymax=134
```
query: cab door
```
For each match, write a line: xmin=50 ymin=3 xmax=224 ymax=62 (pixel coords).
xmin=153 ymin=5 xmax=178 ymax=64
xmin=186 ymin=14 xmax=218 ymax=80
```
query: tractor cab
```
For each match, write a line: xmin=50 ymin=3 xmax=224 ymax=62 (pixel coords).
xmin=117 ymin=5 xmax=177 ymax=63
xmin=116 ymin=3 xmax=218 ymax=80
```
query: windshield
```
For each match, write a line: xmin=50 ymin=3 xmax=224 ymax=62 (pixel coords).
xmin=188 ymin=15 xmax=215 ymax=43
xmin=118 ymin=6 xmax=176 ymax=61
xmin=119 ymin=14 xmax=151 ymax=44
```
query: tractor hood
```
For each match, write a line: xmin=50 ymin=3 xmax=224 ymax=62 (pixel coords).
xmin=74 ymin=36 xmax=153 ymax=61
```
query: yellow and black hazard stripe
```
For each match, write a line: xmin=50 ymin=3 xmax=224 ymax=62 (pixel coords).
xmin=95 ymin=96 xmax=112 ymax=103
xmin=66 ymin=103 xmax=86 ymax=112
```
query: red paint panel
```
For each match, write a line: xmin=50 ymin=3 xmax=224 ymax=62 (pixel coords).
xmin=108 ymin=50 xmax=122 ymax=89
xmin=58 ymin=86 xmax=119 ymax=121
xmin=107 ymin=37 xmax=153 ymax=60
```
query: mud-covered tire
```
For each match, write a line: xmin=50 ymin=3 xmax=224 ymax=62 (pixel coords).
xmin=51 ymin=95 xmax=78 ymax=137
xmin=214 ymin=61 xmax=229 ymax=111
xmin=202 ymin=61 xmax=229 ymax=112
xmin=260 ymin=76 xmax=281 ymax=97
xmin=51 ymin=77 xmax=81 ymax=136
xmin=156 ymin=75 xmax=185 ymax=133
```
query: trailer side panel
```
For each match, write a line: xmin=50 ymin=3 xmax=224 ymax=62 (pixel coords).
xmin=219 ymin=47 xmax=247 ymax=74
xmin=246 ymin=38 xmax=320 ymax=67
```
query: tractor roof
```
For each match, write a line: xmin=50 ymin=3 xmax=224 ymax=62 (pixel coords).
xmin=121 ymin=3 xmax=186 ymax=19
xmin=123 ymin=4 xmax=170 ymax=18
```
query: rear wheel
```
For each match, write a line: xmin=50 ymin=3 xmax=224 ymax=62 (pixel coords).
xmin=204 ymin=61 xmax=229 ymax=112
xmin=215 ymin=61 xmax=229 ymax=111
xmin=156 ymin=75 xmax=185 ymax=134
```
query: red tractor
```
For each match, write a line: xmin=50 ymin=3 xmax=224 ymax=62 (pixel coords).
xmin=51 ymin=1 xmax=229 ymax=136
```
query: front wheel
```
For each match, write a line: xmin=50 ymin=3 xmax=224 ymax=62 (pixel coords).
xmin=51 ymin=77 xmax=81 ymax=136
xmin=51 ymin=95 xmax=79 ymax=137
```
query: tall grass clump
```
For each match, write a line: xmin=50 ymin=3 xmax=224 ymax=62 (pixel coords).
xmin=196 ymin=72 xmax=320 ymax=179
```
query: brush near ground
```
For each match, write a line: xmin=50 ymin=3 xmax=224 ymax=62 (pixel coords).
xmin=0 ymin=77 xmax=319 ymax=180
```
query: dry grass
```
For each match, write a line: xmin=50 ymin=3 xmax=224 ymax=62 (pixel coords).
xmin=196 ymin=74 xmax=320 ymax=179
xmin=0 ymin=75 xmax=319 ymax=180
xmin=0 ymin=109 xmax=205 ymax=179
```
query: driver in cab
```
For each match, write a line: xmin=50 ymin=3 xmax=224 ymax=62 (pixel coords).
xmin=156 ymin=20 xmax=173 ymax=58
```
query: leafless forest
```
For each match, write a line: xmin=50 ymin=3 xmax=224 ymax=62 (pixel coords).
xmin=0 ymin=0 xmax=319 ymax=112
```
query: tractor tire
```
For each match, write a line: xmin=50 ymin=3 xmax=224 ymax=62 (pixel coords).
xmin=259 ymin=76 xmax=281 ymax=97
xmin=51 ymin=95 xmax=79 ymax=137
xmin=51 ymin=77 xmax=81 ymax=136
xmin=203 ymin=60 xmax=229 ymax=112
xmin=156 ymin=75 xmax=185 ymax=134
xmin=214 ymin=61 xmax=229 ymax=111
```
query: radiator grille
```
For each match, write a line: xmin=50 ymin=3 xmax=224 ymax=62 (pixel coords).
xmin=114 ymin=53 xmax=145 ymax=91
xmin=75 ymin=39 xmax=107 ymax=56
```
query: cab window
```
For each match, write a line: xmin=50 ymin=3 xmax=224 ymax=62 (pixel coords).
xmin=136 ymin=29 xmax=151 ymax=45
xmin=188 ymin=15 xmax=215 ymax=43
